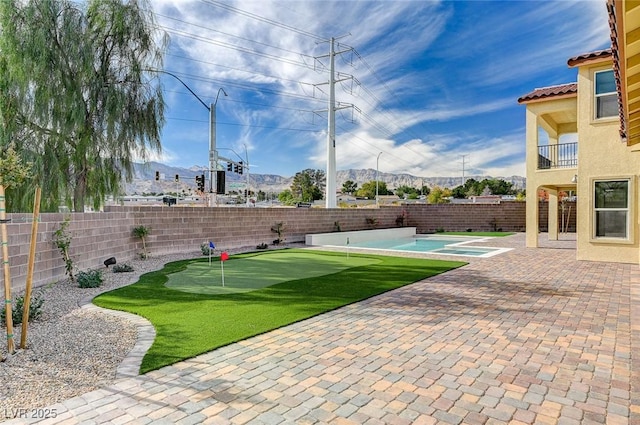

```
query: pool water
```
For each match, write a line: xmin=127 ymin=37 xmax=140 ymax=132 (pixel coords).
xmin=343 ymin=235 xmax=508 ymax=257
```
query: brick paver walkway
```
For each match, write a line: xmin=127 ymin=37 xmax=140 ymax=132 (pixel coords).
xmin=5 ymin=233 xmax=639 ymax=424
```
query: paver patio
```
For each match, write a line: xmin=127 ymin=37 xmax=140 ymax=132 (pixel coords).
xmin=3 ymin=233 xmax=639 ymax=424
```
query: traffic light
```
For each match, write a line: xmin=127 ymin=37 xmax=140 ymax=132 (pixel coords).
xmin=175 ymin=174 xmax=179 ymax=182
xmin=233 ymin=163 xmax=239 ymax=173
xmin=216 ymin=170 xmax=225 ymax=194
xmin=227 ymin=162 xmax=233 ymax=172
xmin=195 ymin=175 xmax=205 ymax=192
xmin=155 ymin=171 xmax=159 ymax=181
xmin=238 ymin=161 xmax=243 ymax=175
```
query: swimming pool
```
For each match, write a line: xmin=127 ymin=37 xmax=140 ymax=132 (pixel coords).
xmin=337 ymin=235 xmax=510 ymax=257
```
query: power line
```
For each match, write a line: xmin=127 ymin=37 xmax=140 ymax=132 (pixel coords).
xmin=200 ymin=0 xmax=325 ymax=41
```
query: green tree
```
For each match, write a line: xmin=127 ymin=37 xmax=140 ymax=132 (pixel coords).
xmin=341 ymin=180 xmax=357 ymax=195
xmin=427 ymin=186 xmax=451 ymax=204
xmin=395 ymin=185 xmax=420 ymax=199
xmin=290 ymin=169 xmax=324 ymax=202
xmin=278 ymin=189 xmax=296 ymax=206
xmin=0 ymin=0 xmax=167 ymax=212
xmin=483 ymin=178 xmax=514 ymax=195
xmin=356 ymin=181 xmax=392 ymax=199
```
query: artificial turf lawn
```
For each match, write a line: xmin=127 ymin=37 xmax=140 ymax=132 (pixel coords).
xmin=93 ymin=249 xmax=465 ymax=373
xmin=166 ymin=251 xmax=380 ymax=295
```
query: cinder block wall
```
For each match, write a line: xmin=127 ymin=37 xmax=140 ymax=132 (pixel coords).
xmin=3 ymin=212 xmax=138 ymax=293
xmin=4 ymin=202 xmax=531 ymax=292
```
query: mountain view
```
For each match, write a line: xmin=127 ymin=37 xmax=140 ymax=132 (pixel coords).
xmin=125 ymin=162 xmax=526 ymax=195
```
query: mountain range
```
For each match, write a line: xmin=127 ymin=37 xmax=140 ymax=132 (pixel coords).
xmin=125 ymin=162 xmax=526 ymax=195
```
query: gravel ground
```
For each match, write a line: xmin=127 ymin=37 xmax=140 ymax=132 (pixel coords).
xmin=0 ymin=251 xmax=200 ymax=417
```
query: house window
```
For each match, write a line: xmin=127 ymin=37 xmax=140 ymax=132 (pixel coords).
xmin=594 ymin=180 xmax=629 ymax=239
xmin=594 ymin=70 xmax=617 ymax=119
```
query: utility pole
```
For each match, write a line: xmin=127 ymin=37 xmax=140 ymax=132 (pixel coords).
xmin=326 ymin=37 xmax=337 ymax=208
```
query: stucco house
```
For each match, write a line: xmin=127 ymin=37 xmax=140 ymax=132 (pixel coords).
xmin=517 ymin=0 xmax=639 ymax=264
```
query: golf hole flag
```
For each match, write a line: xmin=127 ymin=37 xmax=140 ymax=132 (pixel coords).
xmin=220 ymin=251 xmax=229 ymax=286
xmin=208 ymin=241 xmax=215 ymax=265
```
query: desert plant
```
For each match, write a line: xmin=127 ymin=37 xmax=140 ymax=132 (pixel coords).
xmin=365 ymin=217 xmax=378 ymax=229
xmin=53 ymin=217 xmax=75 ymax=283
xmin=334 ymin=221 xmax=342 ymax=232
xmin=112 ymin=263 xmax=134 ymax=273
xmin=1 ymin=291 xmax=44 ymax=326
xmin=256 ymin=243 xmax=268 ymax=250
xmin=395 ymin=209 xmax=408 ymax=227
xmin=200 ymin=242 xmax=215 ymax=256
xmin=77 ymin=270 xmax=103 ymax=288
xmin=132 ymin=225 xmax=150 ymax=259
xmin=271 ymin=222 xmax=285 ymax=244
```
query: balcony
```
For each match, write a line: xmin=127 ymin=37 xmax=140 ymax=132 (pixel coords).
xmin=537 ymin=142 xmax=577 ymax=169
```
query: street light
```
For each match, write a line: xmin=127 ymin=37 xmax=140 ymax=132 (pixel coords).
xmin=210 ymin=88 xmax=228 ymax=206
xmin=145 ymin=69 xmax=226 ymax=207
xmin=376 ymin=152 xmax=382 ymax=207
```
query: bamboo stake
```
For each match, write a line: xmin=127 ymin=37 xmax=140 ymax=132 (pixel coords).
xmin=0 ymin=185 xmax=15 ymax=354
xmin=21 ymin=187 xmax=41 ymax=349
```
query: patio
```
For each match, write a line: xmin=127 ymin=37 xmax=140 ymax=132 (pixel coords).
xmin=4 ymin=232 xmax=637 ymax=424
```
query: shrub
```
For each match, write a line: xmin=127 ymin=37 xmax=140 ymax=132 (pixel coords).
xmin=112 ymin=263 xmax=134 ymax=273
xmin=132 ymin=225 xmax=150 ymax=259
xmin=271 ymin=222 xmax=285 ymax=244
xmin=435 ymin=227 xmax=445 ymax=233
xmin=77 ymin=270 xmax=103 ymax=288
xmin=201 ymin=242 xmax=214 ymax=256
xmin=1 ymin=291 xmax=45 ymax=326
xmin=53 ymin=218 xmax=75 ymax=283
xmin=256 ymin=243 xmax=268 ymax=250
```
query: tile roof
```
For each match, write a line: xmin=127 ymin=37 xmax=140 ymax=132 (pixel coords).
xmin=606 ymin=0 xmax=631 ymax=143
xmin=567 ymin=48 xmax=613 ymax=67
xmin=517 ymin=83 xmax=577 ymax=104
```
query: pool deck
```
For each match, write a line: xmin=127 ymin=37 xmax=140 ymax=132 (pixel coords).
xmin=5 ymin=232 xmax=639 ymax=424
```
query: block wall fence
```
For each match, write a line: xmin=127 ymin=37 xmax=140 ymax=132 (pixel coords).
xmin=3 ymin=201 xmax=572 ymax=292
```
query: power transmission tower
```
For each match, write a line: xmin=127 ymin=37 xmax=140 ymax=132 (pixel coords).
xmin=461 ymin=154 xmax=469 ymax=186
xmin=315 ymin=36 xmax=353 ymax=208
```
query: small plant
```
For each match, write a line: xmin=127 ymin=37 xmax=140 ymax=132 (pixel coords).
xmin=112 ymin=263 xmax=134 ymax=273
xmin=365 ymin=217 xmax=378 ymax=229
xmin=256 ymin=243 xmax=268 ymax=250
xmin=201 ymin=242 xmax=215 ymax=256
xmin=489 ymin=218 xmax=498 ymax=232
xmin=396 ymin=209 xmax=408 ymax=227
xmin=334 ymin=221 xmax=342 ymax=232
xmin=132 ymin=225 xmax=150 ymax=259
xmin=435 ymin=227 xmax=445 ymax=233
xmin=271 ymin=222 xmax=285 ymax=244
xmin=77 ymin=270 xmax=103 ymax=288
xmin=1 ymin=291 xmax=45 ymax=326
xmin=53 ymin=217 xmax=75 ymax=283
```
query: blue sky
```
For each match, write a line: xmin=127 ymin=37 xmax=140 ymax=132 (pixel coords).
xmin=149 ymin=0 xmax=610 ymax=179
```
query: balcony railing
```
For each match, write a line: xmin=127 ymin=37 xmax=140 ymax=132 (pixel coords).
xmin=537 ymin=142 xmax=577 ymax=169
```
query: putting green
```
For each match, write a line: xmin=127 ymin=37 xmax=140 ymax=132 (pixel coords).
xmin=165 ymin=251 xmax=380 ymax=294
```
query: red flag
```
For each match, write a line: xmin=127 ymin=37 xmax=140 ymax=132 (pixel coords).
xmin=220 ymin=252 xmax=229 ymax=262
